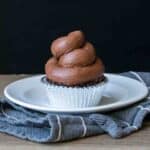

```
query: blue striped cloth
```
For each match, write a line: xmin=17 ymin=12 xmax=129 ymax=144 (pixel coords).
xmin=0 ymin=72 xmax=149 ymax=143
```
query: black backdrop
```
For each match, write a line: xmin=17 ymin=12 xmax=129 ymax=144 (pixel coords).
xmin=0 ymin=0 xmax=150 ymax=73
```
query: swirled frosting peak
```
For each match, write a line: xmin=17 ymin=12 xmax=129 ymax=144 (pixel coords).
xmin=45 ymin=30 xmax=105 ymax=86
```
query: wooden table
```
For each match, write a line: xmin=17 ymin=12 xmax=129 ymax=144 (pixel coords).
xmin=0 ymin=75 xmax=150 ymax=150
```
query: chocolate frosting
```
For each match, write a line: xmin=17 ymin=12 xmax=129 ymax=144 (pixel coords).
xmin=45 ymin=30 xmax=105 ymax=86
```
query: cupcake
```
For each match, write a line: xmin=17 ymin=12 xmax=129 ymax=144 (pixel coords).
xmin=42 ymin=30 xmax=107 ymax=109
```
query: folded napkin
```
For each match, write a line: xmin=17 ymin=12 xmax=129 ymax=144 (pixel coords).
xmin=0 ymin=72 xmax=149 ymax=143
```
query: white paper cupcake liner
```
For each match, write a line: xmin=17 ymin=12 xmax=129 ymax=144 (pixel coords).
xmin=41 ymin=77 xmax=107 ymax=109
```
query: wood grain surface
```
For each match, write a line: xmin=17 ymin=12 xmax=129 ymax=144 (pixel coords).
xmin=0 ymin=75 xmax=150 ymax=150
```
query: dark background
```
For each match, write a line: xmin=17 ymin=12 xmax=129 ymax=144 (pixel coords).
xmin=0 ymin=0 xmax=150 ymax=73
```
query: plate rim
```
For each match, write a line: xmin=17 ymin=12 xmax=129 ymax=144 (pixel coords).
xmin=4 ymin=74 xmax=149 ymax=114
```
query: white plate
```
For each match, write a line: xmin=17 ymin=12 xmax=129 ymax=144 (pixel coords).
xmin=4 ymin=74 xmax=148 ymax=114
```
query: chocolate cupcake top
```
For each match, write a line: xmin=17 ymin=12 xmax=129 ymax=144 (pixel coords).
xmin=45 ymin=30 xmax=105 ymax=86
